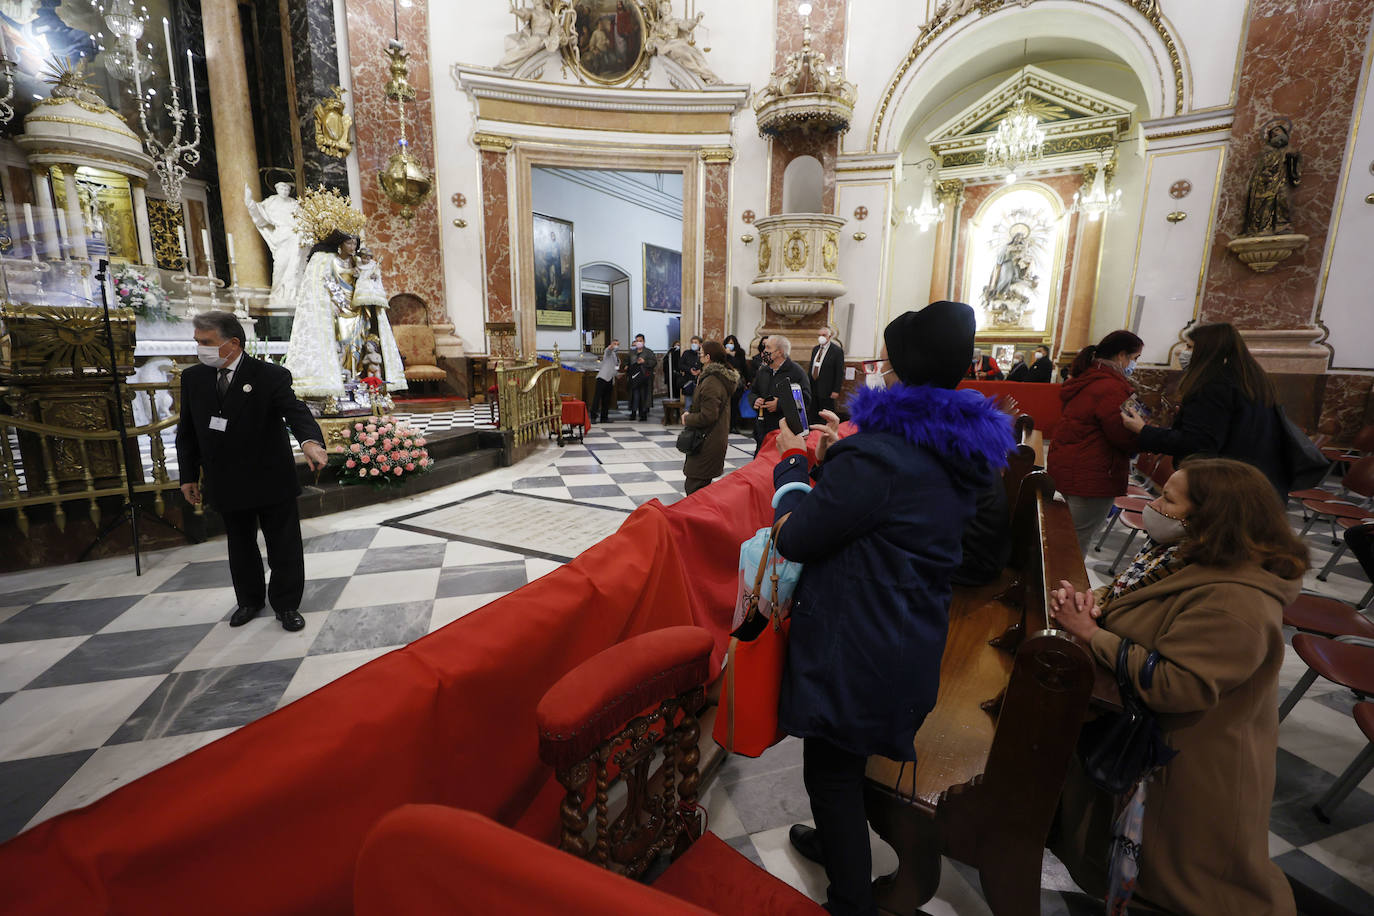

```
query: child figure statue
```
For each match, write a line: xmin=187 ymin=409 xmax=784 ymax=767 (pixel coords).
xmin=350 ymin=246 xmax=409 ymax=394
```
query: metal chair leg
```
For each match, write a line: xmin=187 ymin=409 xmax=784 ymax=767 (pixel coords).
xmin=1317 ymin=543 xmax=1349 ymax=581
xmin=1312 ymin=742 xmax=1374 ymax=824
xmin=1279 ymin=667 xmax=1320 ymax=722
xmin=1108 ymin=529 xmax=1140 ymax=576
xmin=1093 ymin=509 xmax=1122 ymax=552
xmin=1300 ymin=514 xmax=1321 ymax=537
xmin=1361 ymin=585 xmax=1374 ymax=611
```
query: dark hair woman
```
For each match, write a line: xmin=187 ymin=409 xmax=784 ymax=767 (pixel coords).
xmin=770 ymin=301 xmax=1015 ymax=915
xmin=1051 ymin=458 xmax=1307 ymax=916
xmin=722 ymin=334 xmax=751 ymax=433
xmin=1122 ymin=322 xmax=1286 ymax=493
xmin=1048 ymin=330 xmax=1144 ymax=551
xmin=679 ymin=341 xmax=738 ymax=494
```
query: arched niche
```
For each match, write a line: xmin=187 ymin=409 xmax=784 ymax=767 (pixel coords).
xmin=579 ymin=261 xmax=632 ymax=352
xmin=782 ymin=156 xmax=825 ymax=213
xmin=962 ymin=181 xmax=1068 ymax=340
xmin=871 ymin=1 xmax=1186 ymax=154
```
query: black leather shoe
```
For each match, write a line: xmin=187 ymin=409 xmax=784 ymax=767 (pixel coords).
xmin=275 ymin=609 xmax=306 ymax=632
xmin=788 ymin=823 xmax=825 ymax=865
xmin=229 ymin=605 xmax=263 ymax=627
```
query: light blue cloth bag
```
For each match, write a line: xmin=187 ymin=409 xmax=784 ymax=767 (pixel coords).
xmin=731 ymin=482 xmax=811 ymax=632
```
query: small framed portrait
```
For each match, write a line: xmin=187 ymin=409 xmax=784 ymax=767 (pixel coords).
xmin=534 ymin=213 xmax=575 ymax=329
xmin=642 ymin=242 xmax=681 ymax=313
xmin=567 ymin=0 xmax=647 ymax=85
xmin=992 ymin=344 xmax=1016 ymax=371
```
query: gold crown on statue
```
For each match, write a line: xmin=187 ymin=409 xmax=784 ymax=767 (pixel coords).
xmin=294 ymin=185 xmax=368 ymax=243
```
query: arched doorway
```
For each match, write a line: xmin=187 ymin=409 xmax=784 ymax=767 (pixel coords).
xmin=579 ymin=262 xmax=631 ymax=353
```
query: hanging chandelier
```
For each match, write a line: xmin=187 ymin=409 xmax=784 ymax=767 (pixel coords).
xmin=901 ymin=159 xmax=945 ymax=232
xmin=984 ymin=93 xmax=1045 ymax=182
xmin=1069 ymin=149 xmax=1123 ymax=221
xmin=89 ymin=1 xmax=156 ymax=84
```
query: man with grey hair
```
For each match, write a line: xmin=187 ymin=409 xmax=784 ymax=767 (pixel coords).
xmin=750 ymin=333 xmax=811 ymax=455
xmin=176 ymin=311 xmax=327 ymax=632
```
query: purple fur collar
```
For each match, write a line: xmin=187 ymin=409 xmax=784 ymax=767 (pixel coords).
xmin=847 ymin=383 xmax=1014 ymax=469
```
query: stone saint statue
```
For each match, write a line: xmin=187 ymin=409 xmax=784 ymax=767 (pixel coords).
xmin=497 ymin=0 xmax=568 ymax=72
xmin=1243 ymin=119 xmax=1301 ymax=236
xmin=647 ymin=0 xmax=720 ymax=85
xmin=245 ymin=182 xmax=309 ymax=309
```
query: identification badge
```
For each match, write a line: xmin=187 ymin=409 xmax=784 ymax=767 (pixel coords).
xmin=209 ymin=416 xmax=228 ymax=432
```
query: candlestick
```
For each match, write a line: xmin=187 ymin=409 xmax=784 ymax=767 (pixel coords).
xmin=22 ymin=203 xmax=36 ymax=262
xmin=163 ymin=18 xmax=177 ymax=90
xmin=186 ymin=49 xmax=198 ymax=118
xmin=226 ymin=232 xmax=237 ymax=285
xmin=55 ymin=209 xmax=68 ymax=258
xmin=226 ymin=232 xmax=235 ymax=262
xmin=201 ymin=228 xmax=214 ymax=272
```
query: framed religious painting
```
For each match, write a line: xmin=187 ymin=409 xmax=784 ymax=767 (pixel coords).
xmin=534 ymin=213 xmax=576 ymax=328
xmin=566 ymin=0 xmax=648 ymax=85
xmin=642 ymin=242 xmax=681 ymax=313
xmin=963 ymin=183 xmax=1068 ymax=341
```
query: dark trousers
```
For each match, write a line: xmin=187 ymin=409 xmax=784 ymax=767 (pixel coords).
xmin=684 ymin=475 xmax=712 ymax=496
xmin=221 ymin=496 xmax=306 ymax=613
xmin=628 ymin=380 xmax=651 ymax=419
xmin=810 ymin=394 xmax=837 ymax=425
xmin=591 ymin=377 xmax=614 ymax=422
xmin=803 ymin=737 xmax=876 ymax=916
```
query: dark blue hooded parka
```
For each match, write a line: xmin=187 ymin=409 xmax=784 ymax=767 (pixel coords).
xmin=772 ymin=382 xmax=1014 ymax=760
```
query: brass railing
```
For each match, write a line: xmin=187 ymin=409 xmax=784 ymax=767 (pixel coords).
xmin=0 ymin=376 xmax=196 ymax=536
xmin=495 ymin=345 xmax=564 ymax=448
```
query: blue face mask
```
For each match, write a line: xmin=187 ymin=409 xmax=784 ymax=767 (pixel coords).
xmin=1124 ymin=359 xmax=1137 ymax=377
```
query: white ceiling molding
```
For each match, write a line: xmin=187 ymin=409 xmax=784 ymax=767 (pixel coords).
xmin=539 ymin=167 xmax=684 ymax=220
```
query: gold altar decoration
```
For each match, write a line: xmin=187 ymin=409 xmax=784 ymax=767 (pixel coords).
xmin=49 ymin=166 xmax=139 ymax=262
xmin=1228 ymin=118 xmax=1307 ymax=273
xmin=295 ymin=185 xmax=367 ymax=243
xmin=0 ymin=305 xmax=135 ymax=379
xmin=147 ymin=198 xmax=187 ymax=270
xmin=753 ymin=11 xmax=856 ymax=139
xmin=313 ymin=86 xmax=354 ymax=159
xmin=377 ymin=36 xmax=432 ymax=223
xmin=496 ymin=345 xmax=564 ymax=456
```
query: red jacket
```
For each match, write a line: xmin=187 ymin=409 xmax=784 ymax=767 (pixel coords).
xmin=1047 ymin=363 xmax=1139 ymax=497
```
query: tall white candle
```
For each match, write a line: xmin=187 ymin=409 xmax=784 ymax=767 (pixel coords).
xmin=226 ymin=232 xmax=236 ymax=262
xmin=186 ymin=49 xmax=198 ymax=117
xmin=22 ymin=203 xmax=36 ymax=261
xmin=176 ymin=225 xmax=188 ymax=270
xmin=163 ymin=18 xmax=177 ymax=90
xmin=201 ymin=228 xmax=214 ymax=271
xmin=55 ymin=209 xmax=68 ymax=257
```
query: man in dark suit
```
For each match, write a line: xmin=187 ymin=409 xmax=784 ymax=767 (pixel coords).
xmin=177 ymin=311 xmax=328 ymax=632
xmin=1027 ymin=344 xmax=1054 ymax=382
xmin=751 ymin=334 xmax=811 ymax=455
xmin=806 ymin=330 xmax=845 ymax=422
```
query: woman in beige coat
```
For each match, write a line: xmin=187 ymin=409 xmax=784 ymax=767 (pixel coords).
xmin=680 ymin=341 xmax=739 ymax=496
xmin=1051 ymin=458 xmax=1308 ymax=916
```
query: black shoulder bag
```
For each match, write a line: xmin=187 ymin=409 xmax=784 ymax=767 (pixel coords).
xmin=676 ymin=425 xmax=707 ymax=455
xmin=1275 ymin=406 xmax=1329 ymax=490
xmin=1078 ymin=637 xmax=1178 ymax=795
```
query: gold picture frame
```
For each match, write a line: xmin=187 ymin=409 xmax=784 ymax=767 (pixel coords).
xmin=564 ymin=0 xmax=649 ymax=86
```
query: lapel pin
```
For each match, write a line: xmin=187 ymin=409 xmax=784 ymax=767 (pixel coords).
xmin=242 ymin=383 xmax=252 ymax=393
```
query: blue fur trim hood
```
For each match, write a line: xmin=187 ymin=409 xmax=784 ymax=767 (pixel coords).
xmin=847 ymin=383 xmax=1015 ymax=479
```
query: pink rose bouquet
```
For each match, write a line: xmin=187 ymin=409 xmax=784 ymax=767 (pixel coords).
xmin=328 ymin=415 xmax=433 ymax=488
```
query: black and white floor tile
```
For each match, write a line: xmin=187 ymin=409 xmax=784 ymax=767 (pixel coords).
xmin=1 ymin=426 xmax=1371 ymax=914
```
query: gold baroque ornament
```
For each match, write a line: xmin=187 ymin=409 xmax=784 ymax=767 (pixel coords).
xmin=295 ymin=185 xmax=367 ymax=243
xmin=821 ymin=232 xmax=838 ymax=273
xmin=313 ymin=86 xmax=353 ymax=158
xmin=869 ymin=0 xmax=1184 ymax=151
xmin=147 ymin=198 xmax=187 ymax=271
xmin=782 ymin=231 xmax=809 ymax=271
xmin=757 ymin=233 xmax=771 ymax=272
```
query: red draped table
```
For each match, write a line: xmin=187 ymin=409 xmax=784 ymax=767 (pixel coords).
xmin=561 ymin=399 xmax=590 ymax=441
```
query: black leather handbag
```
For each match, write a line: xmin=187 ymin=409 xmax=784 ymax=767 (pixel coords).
xmin=1078 ymin=637 xmax=1178 ymax=795
xmin=676 ymin=425 xmax=707 ymax=455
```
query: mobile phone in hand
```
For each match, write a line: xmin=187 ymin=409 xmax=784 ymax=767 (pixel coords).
xmin=786 ymin=382 xmax=810 ymax=433
xmin=1124 ymin=395 xmax=1151 ymax=419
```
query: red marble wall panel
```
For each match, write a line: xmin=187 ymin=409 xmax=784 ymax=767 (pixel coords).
xmin=479 ymin=149 xmax=513 ymax=357
xmin=1200 ymin=0 xmax=1371 ymax=328
xmin=1318 ymin=373 xmax=1374 ymax=441
xmin=767 ymin=0 xmax=846 ymax=217
xmin=701 ymin=160 xmax=730 ymax=341
xmin=768 ymin=134 xmax=839 ymax=216
xmin=345 ymin=0 xmax=446 ymax=324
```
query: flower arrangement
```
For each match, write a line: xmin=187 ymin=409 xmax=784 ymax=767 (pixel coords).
xmin=331 ymin=416 xmax=431 ymax=486
xmin=111 ymin=264 xmax=175 ymax=322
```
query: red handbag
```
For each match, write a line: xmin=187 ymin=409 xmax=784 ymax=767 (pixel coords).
xmin=713 ymin=515 xmax=792 ymax=757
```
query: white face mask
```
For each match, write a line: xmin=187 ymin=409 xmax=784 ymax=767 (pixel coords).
xmin=818 ymin=336 xmax=828 ymax=346
xmin=635 ymin=342 xmax=643 ymax=350
xmin=197 ymin=344 xmax=228 ymax=369
xmin=1143 ymin=503 xmax=1188 ymax=544
xmin=1178 ymin=349 xmax=1192 ymax=368
xmin=725 ymin=343 xmax=735 ymax=352
xmin=864 ymin=365 xmax=890 ymax=390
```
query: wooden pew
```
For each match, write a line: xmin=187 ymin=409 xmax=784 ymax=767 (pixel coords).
xmin=863 ymin=471 xmax=1101 ymax=916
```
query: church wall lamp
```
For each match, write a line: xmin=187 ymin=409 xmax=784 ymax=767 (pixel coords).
xmin=896 ymin=158 xmax=945 ymax=231
xmin=1166 ymin=211 xmax=1186 ymax=224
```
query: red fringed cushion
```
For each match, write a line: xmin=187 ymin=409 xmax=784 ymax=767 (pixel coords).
xmin=537 ymin=626 xmax=713 ymax=769
xmin=652 ymin=831 xmax=827 ymax=915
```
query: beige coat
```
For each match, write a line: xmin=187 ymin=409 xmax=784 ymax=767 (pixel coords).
xmin=681 ymin=361 xmax=738 ymax=480
xmin=1054 ymin=562 xmax=1301 ymax=916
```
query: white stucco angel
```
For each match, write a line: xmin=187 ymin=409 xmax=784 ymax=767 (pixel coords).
xmin=646 ymin=0 xmax=720 ymax=85
xmin=497 ymin=0 xmax=567 ymax=72
xmin=244 ymin=182 xmax=309 ymax=309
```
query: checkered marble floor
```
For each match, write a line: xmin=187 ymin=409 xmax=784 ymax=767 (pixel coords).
xmin=2 ymin=431 xmax=1372 ymax=913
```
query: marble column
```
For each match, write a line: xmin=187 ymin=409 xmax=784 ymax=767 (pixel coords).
xmin=29 ymin=170 xmax=60 ymax=260
xmin=285 ymin=0 xmax=348 ymax=192
xmin=700 ymin=149 xmax=733 ymax=342
xmin=1063 ymin=211 xmax=1105 ymax=354
xmin=927 ymin=181 xmax=963 ymax=302
xmin=202 ymin=0 xmax=271 ymax=289
xmin=1198 ymin=0 xmax=1370 ymax=371
xmin=477 ymin=135 xmax=515 ymax=359
xmin=130 ymin=179 xmax=156 ymax=267
xmin=59 ymin=168 xmax=89 ymax=260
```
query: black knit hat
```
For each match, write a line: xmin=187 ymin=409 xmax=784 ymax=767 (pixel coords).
xmin=884 ymin=300 xmax=976 ymax=389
